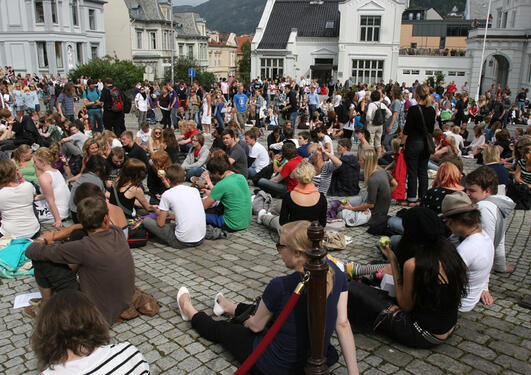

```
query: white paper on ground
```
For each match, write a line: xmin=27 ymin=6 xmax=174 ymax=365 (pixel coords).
xmin=13 ymin=292 xmax=42 ymax=309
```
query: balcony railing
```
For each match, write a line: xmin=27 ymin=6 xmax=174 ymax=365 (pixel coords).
xmin=399 ymin=48 xmax=467 ymax=56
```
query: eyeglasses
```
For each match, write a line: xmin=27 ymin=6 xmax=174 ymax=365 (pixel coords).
xmin=276 ymin=243 xmax=288 ymax=252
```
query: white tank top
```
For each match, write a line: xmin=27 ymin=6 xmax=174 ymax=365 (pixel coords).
xmin=45 ymin=170 xmax=71 ymax=219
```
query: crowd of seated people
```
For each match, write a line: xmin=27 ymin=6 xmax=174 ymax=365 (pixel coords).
xmin=0 ymin=72 xmax=529 ymax=374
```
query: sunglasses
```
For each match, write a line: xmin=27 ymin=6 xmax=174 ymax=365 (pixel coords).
xmin=154 ymin=132 xmax=161 ymax=135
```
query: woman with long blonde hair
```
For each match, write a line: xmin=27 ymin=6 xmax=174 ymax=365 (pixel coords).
xmin=33 ymin=147 xmax=71 ymax=228
xmin=148 ymin=126 xmax=164 ymax=155
xmin=341 ymin=148 xmax=397 ymax=226
xmin=177 ymin=220 xmax=359 ymax=375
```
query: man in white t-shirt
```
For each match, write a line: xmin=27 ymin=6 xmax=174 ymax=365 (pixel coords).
xmin=244 ymin=130 xmax=269 ymax=177
xmin=441 ymin=191 xmax=494 ymax=312
xmin=143 ymin=165 xmax=205 ymax=248
xmin=465 ymin=167 xmax=516 ymax=273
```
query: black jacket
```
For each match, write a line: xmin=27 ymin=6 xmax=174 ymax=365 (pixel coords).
xmin=328 ymin=154 xmax=360 ymax=197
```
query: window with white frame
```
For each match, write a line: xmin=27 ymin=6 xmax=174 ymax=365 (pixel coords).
xmin=91 ymin=44 xmax=98 ymax=60
xmin=179 ymin=44 xmax=183 ymax=56
xmin=434 ymin=70 xmax=442 ymax=75
xmin=448 ymin=71 xmax=456 ymax=76
xmin=72 ymin=0 xmax=79 ymax=26
xmin=51 ymin=0 xmax=58 ymax=24
xmin=136 ymin=31 xmax=143 ymax=49
xmin=188 ymin=45 xmax=194 ymax=58
xmin=360 ymin=16 xmax=381 ymax=42
xmin=55 ymin=42 xmax=63 ymax=68
xmin=260 ymin=58 xmax=284 ymax=80
xmin=88 ymin=9 xmax=96 ymax=30
xmin=35 ymin=0 xmax=44 ymax=23
xmin=457 ymin=71 xmax=465 ymax=76
xmin=352 ymin=59 xmax=383 ymax=85
xmin=76 ymin=42 xmax=83 ymax=64
xmin=403 ymin=70 xmax=410 ymax=75
xmin=411 ymin=70 xmax=419 ymax=75
xmin=37 ymin=42 xmax=48 ymax=68
xmin=163 ymin=31 xmax=168 ymax=50
xmin=150 ymin=32 xmax=156 ymax=50
xmin=425 ymin=70 xmax=433 ymax=75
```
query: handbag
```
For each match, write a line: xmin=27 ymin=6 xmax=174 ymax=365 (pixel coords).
xmin=418 ymin=106 xmax=435 ymax=154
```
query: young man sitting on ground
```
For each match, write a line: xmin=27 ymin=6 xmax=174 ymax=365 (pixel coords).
xmin=177 ymin=120 xmax=199 ymax=153
xmin=328 ymin=138 xmax=361 ymax=197
xmin=120 ymin=130 xmax=148 ymax=166
xmin=25 ymin=196 xmax=135 ymax=324
xmin=465 ymin=166 xmax=516 ymax=274
xmin=201 ymin=154 xmax=252 ymax=231
xmin=144 ymin=164 xmax=205 ymax=248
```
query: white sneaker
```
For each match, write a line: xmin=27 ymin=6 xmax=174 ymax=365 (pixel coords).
xmin=176 ymin=287 xmax=190 ymax=321
xmin=213 ymin=292 xmax=224 ymax=316
xmin=463 ymin=154 xmax=474 ymax=159
xmin=257 ymin=209 xmax=267 ymax=224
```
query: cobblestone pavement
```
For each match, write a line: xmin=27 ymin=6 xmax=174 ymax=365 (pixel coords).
xmin=0 ymin=114 xmax=529 ymax=374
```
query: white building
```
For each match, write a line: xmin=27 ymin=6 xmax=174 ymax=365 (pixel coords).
xmin=467 ymin=0 xmax=531 ymax=99
xmin=104 ymin=0 xmax=208 ymax=81
xmin=252 ymin=0 xmax=530 ymax=96
xmin=251 ymin=0 xmax=408 ymax=85
xmin=0 ymin=0 xmax=106 ymax=75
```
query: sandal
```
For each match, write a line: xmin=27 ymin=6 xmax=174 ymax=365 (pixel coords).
xmin=408 ymin=201 xmax=420 ymax=207
xmin=398 ymin=200 xmax=409 ymax=206
xmin=24 ymin=306 xmax=37 ymax=318
xmin=29 ymin=298 xmax=42 ymax=307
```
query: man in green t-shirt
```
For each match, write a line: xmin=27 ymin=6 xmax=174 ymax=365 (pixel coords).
xmin=201 ymin=155 xmax=252 ymax=231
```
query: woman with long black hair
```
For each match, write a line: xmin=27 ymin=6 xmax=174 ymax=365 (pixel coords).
xmin=348 ymin=207 xmax=468 ymax=348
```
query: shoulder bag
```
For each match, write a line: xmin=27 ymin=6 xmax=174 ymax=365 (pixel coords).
xmin=418 ymin=106 xmax=435 ymax=154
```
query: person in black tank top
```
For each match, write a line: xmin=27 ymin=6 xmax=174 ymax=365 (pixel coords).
xmin=347 ymin=207 xmax=468 ymax=348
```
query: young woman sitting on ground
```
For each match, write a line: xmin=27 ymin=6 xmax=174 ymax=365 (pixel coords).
xmin=0 ymin=159 xmax=40 ymax=239
xmin=257 ymin=161 xmax=327 ymax=233
xmin=31 ymin=290 xmax=149 ymax=375
xmin=340 ymin=148 xmax=397 ymax=225
xmin=109 ymin=158 xmax=155 ymax=219
xmin=146 ymin=150 xmax=172 ymax=204
xmin=177 ymin=220 xmax=359 ymax=375
xmin=33 ymin=147 xmax=71 ymax=228
xmin=348 ymin=207 xmax=468 ymax=348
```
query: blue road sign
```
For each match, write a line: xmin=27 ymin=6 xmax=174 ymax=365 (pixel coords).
xmin=188 ymin=68 xmax=196 ymax=77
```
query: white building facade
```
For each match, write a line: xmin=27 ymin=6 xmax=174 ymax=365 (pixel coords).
xmin=104 ymin=0 xmax=208 ymax=81
xmin=252 ymin=0 xmax=530 ymax=95
xmin=0 ymin=0 xmax=106 ymax=75
xmin=467 ymin=0 xmax=531 ymax=99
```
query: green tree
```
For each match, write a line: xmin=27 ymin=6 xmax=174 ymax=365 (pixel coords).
xmin=68 ymin=57 xmax=144 ymax=90
xmin=197 ymin=71 xmax=216 ymax=88
xmin=238 ymin=41 xmax=251 ymax=82
xmin=164 ymin=56 xmax=197 ymax=83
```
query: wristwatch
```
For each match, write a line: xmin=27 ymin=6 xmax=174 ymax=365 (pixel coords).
xmin=36 ymin=237 xmax=48 ymax=245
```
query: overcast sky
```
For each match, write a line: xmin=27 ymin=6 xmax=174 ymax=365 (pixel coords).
xmin=173 ymin=0 xmax=208 ymax=6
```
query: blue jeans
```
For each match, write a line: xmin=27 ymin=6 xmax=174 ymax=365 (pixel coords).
xmin=206 ymin=213 xmax=225 ymax=228
xmin=387 ymin=216 xmax=403 ymax=234
xmin=186 ymin=166 xmax=204 ymax=180
xmin=216 ymin=114 xmax=225 ymax=129
xmin=257 ymin=178 xmax=288 ymax=197
xmin=248 ymin=167 xmax=257 ymax=178
xmin=88 ymin=110 xmax=103 ymax=133
xmin=289 ymin=111 xmax=298 ymax=124
xmin=171 ymin=108 xmax=179 ymax=129
xmin=309 ymin=104 xmax=317 ymax=119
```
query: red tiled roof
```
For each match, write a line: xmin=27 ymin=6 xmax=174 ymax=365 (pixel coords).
xmin=237 ymin=35 xmax=253 ymax=52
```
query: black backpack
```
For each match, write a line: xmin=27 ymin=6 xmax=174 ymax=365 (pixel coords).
xmin=336 ymin=103 xmax=350 ymax=124
xmin=372 ymin=103 xmax=386 ymax=126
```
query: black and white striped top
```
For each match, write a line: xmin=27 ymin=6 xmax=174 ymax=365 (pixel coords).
xmin=42 ymin=342 xmax=150 ymax=375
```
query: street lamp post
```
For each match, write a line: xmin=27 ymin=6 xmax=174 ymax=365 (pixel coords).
xmin=475 ymin=0 xmax=492 ymax=102
xmin=170 ymin=2 xmax=174 ymax=85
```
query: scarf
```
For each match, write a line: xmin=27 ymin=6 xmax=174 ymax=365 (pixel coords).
xmin=293 ymin=182 xmax=318 ymax=194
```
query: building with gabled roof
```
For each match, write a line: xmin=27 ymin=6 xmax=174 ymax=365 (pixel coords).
xmin=207 ymin=31 xmax=238 ymax=79
xmin=104 ymin=0 xmax=208 ymax=81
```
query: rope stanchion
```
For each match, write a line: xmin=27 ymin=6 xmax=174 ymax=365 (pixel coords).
xmin=234 ymin=272 xmax=310 ymax=375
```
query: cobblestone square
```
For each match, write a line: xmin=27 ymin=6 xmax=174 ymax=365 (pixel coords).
xmin=0 ymin=115 xmax=529 ymax=375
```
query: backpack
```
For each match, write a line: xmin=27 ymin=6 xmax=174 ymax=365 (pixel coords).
xmin=123 ymin=94 xmax=132 ymax=114
xmin=372 ymin=103 xmax=386 ymax=126
xmin=110 ymin=87 xmax=124 ymax=112
xmin=336 ymin=103 xmax=350 ymax=124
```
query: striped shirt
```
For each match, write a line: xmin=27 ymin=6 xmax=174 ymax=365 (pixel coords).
xmin=518 ymin=159 xmax=531 ymax=184
xmin=313 ymin=160 xmax=339 ymax=195
xmin=43 ymin=342 xmax=150 ymax=375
